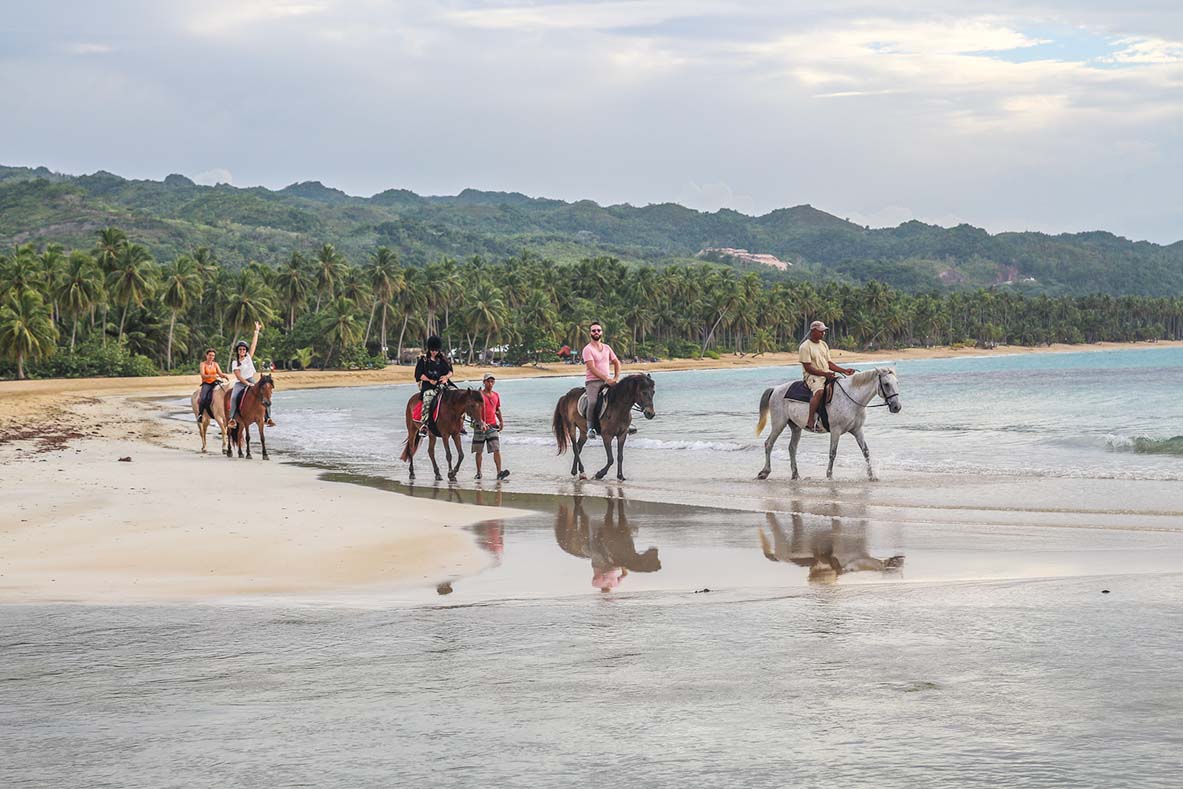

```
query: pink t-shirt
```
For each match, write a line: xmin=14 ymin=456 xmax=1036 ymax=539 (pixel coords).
xmin=582 ymin=342 xmax=619 ymax=382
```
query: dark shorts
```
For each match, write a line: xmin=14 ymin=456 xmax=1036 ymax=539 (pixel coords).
xmin=472 ymin=428 xmax=500 ymax=453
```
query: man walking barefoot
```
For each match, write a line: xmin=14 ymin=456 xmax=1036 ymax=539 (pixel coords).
xmin=474 ymin=373 xmax=509 ymax=480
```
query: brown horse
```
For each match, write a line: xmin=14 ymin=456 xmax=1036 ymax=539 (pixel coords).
xmin=190 ymin=382 xmax=230 ymax=456
xmin=554 ymin=494 xmax=661 ymax=592
xmin=552 ymin=373 xmax=656 ymax=481
xmin=227 ymin=375 xmax=275 ymax=460
xmin=400 ymin=387 xmax=486 ymax=481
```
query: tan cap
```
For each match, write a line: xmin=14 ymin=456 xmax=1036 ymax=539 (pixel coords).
xmin=810 ymin=320 xmax=829 ymax=331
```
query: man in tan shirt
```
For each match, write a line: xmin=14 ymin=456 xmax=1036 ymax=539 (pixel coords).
xmin=799 ymin=320 xmax=856 ymax=432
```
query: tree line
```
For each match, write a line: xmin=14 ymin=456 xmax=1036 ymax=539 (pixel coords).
xmin=2 ymin=227 xmax=1182 ymax=379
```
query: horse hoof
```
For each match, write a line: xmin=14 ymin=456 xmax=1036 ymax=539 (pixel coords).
xmin=578 ymin=474 xmax=587 ymax=481
xmin=435 ymin=474 xmax=443 ymax=481
xmin=617 ymin=476 xmax=626 ymax=482
xmin=594 ymin=471 xmax=607 ymax=480
xmin=263 ymin=455 xmax=270 ymax=461
xmin=756 ymin=470 xmax=769 ymax=480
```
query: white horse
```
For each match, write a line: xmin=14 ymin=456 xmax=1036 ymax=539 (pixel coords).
xmin=755 ymin=368 xmax=902 ymax=481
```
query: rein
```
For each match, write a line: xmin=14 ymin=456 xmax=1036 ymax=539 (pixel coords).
xmin=834 ymin=372 xmax=893 ymax=409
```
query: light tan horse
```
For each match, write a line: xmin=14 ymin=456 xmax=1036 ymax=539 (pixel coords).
xmin=191 ymin=383 xmax=230 ymax=456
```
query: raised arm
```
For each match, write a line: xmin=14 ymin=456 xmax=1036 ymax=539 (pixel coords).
xmin=249 ymin=321 xmax=261 ymax=357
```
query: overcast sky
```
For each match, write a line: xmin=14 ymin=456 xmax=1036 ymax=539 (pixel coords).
xmin=2 ymin=1 xmax=1181 ymax=242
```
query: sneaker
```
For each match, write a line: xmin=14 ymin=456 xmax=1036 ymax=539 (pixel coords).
xmin=627 ymin=426 xmax=638 ymax=435
xmin=587 ymin=429 xmax=598 ymax=439
xmin=474 ymin=472 xmax=482 ymax=480
xmin=265 ymin=419 xmax=276 ymax=427
xmin=497 ymin=469 xmax=510 ymax=480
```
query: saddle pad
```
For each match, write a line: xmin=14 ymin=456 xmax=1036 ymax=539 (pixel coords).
xmin=785 ymin=381 xmax=812 ymax=402
xmin=578 ymin=393 xmax=609 ymax=420
xmin=411 ymin=396 xmax=442 ymax=423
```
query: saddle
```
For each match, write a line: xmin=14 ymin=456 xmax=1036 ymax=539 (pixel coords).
xmin=411 ymin=393 xmax=445 ymax=435
xmin=577 ymin=391 xmax=609 ymax=422
xmin=784 ymin=379 xmax=833 ymax=432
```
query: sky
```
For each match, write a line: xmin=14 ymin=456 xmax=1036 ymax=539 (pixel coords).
xmin=1 ymin=1 xmax=1181 ymax=242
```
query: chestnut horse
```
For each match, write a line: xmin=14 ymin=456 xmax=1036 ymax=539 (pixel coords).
xmin=227 ymin=375 xmax=275 ymax=460
xmin=400 ymin=387 xmax=486 ymax=481
xmin=552 ymin=373 xmax=656 ymax=481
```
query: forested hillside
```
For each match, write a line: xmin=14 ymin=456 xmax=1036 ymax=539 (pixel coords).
xmin=3 ymin=164 xmax=1181 ymax=296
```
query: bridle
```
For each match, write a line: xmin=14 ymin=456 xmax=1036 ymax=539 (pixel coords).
xmin=835 ymin=369 xmax=898 ymax=409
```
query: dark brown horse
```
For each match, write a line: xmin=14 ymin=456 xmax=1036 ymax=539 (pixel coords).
xmin=400 ymin=387 xmax=486 ymax=481
xmin=227 ymin=375 xmax=275 ymax=460
xmin=552 ymin=373 xmax=656 ymax=481
xmin=554 ymin=494 xmax=661 ymax=592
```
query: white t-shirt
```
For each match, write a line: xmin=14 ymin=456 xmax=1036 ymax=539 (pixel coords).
xmin=233 ymin=355 xmax=257 ymax=381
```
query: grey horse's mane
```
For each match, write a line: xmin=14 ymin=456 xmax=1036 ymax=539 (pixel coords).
xmin=851 ymin=368 xmax=892 ymax=386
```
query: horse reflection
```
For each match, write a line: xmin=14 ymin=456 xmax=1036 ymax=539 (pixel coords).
xmin=555 ymin=493 xmax=661 ymax=592
xmin=759 ymin=510 xmax=903 ymax=585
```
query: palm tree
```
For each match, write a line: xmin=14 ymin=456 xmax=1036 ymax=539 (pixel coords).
xmin=106 ymin=243 xmax=156 ymax=341
xmin=274 ymin=252 xmax=312 ymax=330
xmin=365 ymin=247 xmax=403 ymax=354
xmin=0 ymin=290 xmax=58 ymax=379
xmin=55 ymin=251 xmax=103 ymax=351
xmin=160 ymin=256 xmax=202 ymax=368
xmin=313 ymin=244 xmax=346 ymax=311
xmin=224 ymin=271 xmax=276 ymax=339
xmin=320 ymin=296 xmax=364 ymax=367
xmin=394 ymin=267 xmax=428 ymax=363
xmin=1 ymin=244 xmax=42 ymax=296
xmin=93 ymin=228 xmax=127 ymax=346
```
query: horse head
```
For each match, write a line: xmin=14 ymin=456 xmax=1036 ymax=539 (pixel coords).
xmin=257 ymin=374 xmax=275 ymax=410
xmin=462 ymin=387 xmax=487 ymax=429
xmin=877 ymin=368 xmax=902 ymax=413
xmin=630 ymin=373 xmax=657 ymax=420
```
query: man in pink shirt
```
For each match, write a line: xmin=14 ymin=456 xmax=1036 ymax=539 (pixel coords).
xmin=582 ymin=321 xmax=620 ymax=438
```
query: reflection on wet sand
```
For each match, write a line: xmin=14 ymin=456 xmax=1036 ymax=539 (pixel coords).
xmin=554 ymin=491 xmax=661 ymax=592
xmin=437 ymin=515 xmax=505 ymax=595
xmin=759 ymin=506 xmax=904 ymax=584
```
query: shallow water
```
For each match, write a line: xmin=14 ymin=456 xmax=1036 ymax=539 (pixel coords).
xmin=7 ymin=347 xmax=1183 ymax=785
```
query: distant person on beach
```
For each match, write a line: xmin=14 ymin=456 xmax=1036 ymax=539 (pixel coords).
xmin=474 ymin=373 xmax=509 ymax=480
xmin=197 ymin=348 xmax=229 ymax=422
xmin=414 ymin=335 xmax=453 ymax=436
xmin=558 ymin=344 xmax=572 ymax=363
xmin=228 ymin=322 xmax=275 ymax=428
xmin=582 ymin=321 xmax=620 ymax=439
xmin=800 ymin=320 xmax=855 ymax=433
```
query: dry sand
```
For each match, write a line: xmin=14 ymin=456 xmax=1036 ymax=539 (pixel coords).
xmin=0 ymin=338 xmax=1176 ymax=603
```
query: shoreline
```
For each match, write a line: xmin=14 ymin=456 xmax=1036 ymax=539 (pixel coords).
xmin=2 ymin=339 xmax=1178 ymax=426
xmin=2 ymin=338 xmax=1179 ymax=604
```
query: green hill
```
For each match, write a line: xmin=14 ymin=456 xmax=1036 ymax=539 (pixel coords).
xmin=2 ymin=164 xmax=1180 ymax=295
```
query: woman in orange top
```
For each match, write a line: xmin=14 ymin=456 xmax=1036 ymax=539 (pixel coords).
xmin=197 ymin=348 xmax=229 ymax=422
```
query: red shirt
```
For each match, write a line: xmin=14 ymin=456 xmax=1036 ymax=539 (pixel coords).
xmin=481 ymin=390 xmax=501 ymax=427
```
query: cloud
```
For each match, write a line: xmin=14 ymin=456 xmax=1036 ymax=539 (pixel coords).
xmin=193 ymin=168 xmax=234 ymax=186
xmin=63 ymin=43 xmax=113 ymax=55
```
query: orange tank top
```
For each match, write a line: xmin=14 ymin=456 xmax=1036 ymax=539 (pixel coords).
xmin=201 ymin=362 xmax=220 ymax=384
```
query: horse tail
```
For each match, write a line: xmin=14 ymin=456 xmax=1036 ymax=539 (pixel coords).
xmin=755 ymin=387 xmax=773 ymax=435
xmin=553 ymin=396 xmax=569 ymax=455
xmin=399 ymin=436 xmax=412 ymax=462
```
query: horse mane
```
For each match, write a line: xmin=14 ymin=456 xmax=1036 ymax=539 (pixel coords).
xmin=851 ymin=368 xmax=892 ymax=386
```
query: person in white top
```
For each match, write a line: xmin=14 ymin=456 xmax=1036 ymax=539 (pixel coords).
xmin=229 ymin=322 xmax=275 ymax=428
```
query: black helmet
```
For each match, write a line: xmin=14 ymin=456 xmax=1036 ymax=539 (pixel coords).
xmin=234 ymin=340 xmax=249 ymax=351
xmin=426 ymin=335 xmax=443 ymax=352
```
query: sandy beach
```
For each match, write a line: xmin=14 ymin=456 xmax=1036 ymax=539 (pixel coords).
xmin=1 ymin=338 xmax=1178 ymax=604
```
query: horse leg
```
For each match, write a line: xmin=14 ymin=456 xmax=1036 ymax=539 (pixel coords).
xmin=758 ymin=416 xmax=786 ymax=480
xmin=826 ymin=431 xmax=841 ymax=479
xmin=575 ymin=428 xmax=588 ymax=477
xmin=569 ymin=428 xmax=580 ymax=477
xmin=199 ymin=417 xmax=208 ymax=453
xmin=788 ymin=424 xmax=802 ymax=480
xmin=428 ymin=435 xmax=442 ymax=481
xmin=260 ymin=422 xmax=269 ymax=461
xmin=244 ymin=423 xmax=252 ymax=459
xmin=851 ymin=427 xmax=875 ymax=481
xmin=594 ymin=434 xmax=614 ymax=480
xmin=446 ymin=433 xmax=460 ymax=482
xmin=615 ymin=434 xmax=626 ymax=481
